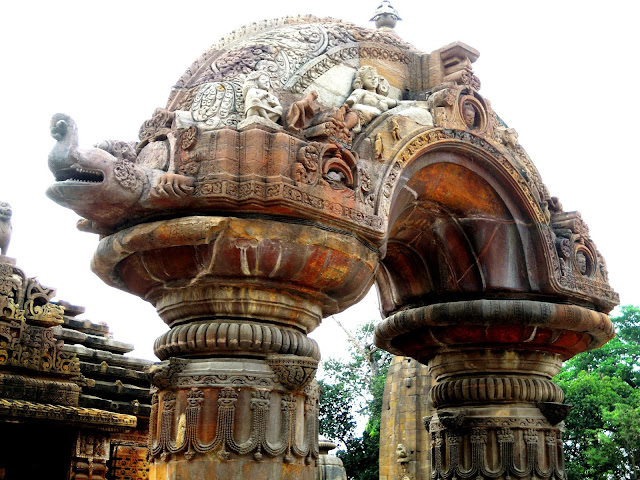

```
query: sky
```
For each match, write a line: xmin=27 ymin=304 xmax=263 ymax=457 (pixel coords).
xmin=0 ymin=1 xmax=638 ymax=362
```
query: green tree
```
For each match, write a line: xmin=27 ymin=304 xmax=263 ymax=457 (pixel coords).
xmin=318 ymin=319 xmax=393 ymax=480
xmin=555 ymin=305 xmax=640 ymax=480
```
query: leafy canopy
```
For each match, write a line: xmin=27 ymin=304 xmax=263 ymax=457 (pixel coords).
xmin=318 ymin=320 xmax=392 ymax=480
xmin=555 ymin=305 xmax=640 ymax=480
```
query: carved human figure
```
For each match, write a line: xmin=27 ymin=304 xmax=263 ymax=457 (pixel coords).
xmin=502 ymin=127 xmax=518 ymax=149
xmin=396 ymin=443 xmax=409 ymax=463
xmin=0 ymin=202 xmax=11 ymax=256
xmin=391 ymin=117 xmax=401 ymax=142
xmin=286 ymin=90 xmax=318 ymax=132
xmin=242 ymin=72 xmax=283 ymax=123
xmin=576 ymin=251 xmax=588 ymax=275
xmin=462 ymin=102 xmax=476 ymax=128
xmin=374 ymin=133 xmax=384 ymax=159
xmin=346 ymin=66 xmax=397 ymax=131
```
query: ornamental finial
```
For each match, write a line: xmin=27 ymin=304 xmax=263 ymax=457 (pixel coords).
xmin=370 ymin=1 xmax=402 ymax=29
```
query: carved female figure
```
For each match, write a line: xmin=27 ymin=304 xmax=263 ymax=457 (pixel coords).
xmin=242 ymin=72 xmax=283 ymax=123
xmin=345 ymin=66 xmax=397 ymax=131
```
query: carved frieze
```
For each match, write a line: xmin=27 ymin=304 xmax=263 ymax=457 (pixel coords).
xmin=148 ymin=383 xmax=319 ymax=464
xmin=0 ymin=398 xmax=136 ymax=427
xmin=427 ymin=419 xmax=566 ymax=480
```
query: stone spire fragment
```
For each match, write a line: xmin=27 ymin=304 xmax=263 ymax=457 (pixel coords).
xmin=370 ymin=0 xmax=401 ymax=29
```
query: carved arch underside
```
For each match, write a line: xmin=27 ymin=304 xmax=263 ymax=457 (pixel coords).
xmin=377 ymin=149 xmax=549 ymax=316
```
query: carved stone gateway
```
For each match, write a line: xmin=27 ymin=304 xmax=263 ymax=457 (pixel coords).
xmin=46 ymin=14 xmax=617 ymax=480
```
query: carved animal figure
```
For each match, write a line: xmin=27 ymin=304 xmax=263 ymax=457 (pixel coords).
xmin=47 ymin=113 xmax=194 ymax=233
xmin=0 ymin=202 xmax=12 ymax=256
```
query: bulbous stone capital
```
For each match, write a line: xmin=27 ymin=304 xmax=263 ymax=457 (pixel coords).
xmin=92 ymin=216 xmax=378 ymax=334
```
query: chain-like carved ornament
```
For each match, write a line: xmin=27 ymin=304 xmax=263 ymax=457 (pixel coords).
xmin=427 ymin=418 xmax=566 ymax=480
xmin=149 ymin=385 xmax=319 ymax=464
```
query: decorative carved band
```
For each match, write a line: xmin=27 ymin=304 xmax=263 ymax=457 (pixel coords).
xmin=193 ymin=179 xmax=384 ymax=232
xmin=149 ymin=385 xmax=319 ymax=464
xmin=427 ymin=422 xmax=566 ymax=480
xmin=154 ymin=321 xmax=320 ymax=361
xmin=0 ymin=398 xmax=136 ymax=427
xmin=0 ymin=373 xmax=81 ymax=405
xmin=430 ymin=376 xmax=564 ymax=408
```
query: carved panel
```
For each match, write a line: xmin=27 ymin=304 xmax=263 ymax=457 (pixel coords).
xmin=71 ymin=432 xmax=110 ymax=480
xmin=266 ymin=355 xmax=319 ymax=391
xmin=427 ymin=419 xmax=566 ymax=480
xmin=148 ymin=383 xmax=319 ymax=464
xmin=111 ymin=445 xmax=149 ymax=480
xmin=0 ymin=320 xmax=80 ymax=375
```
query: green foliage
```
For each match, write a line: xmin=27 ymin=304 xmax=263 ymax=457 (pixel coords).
xmin=555 ymin=305 xmax=640 ymax=480
xmin=318 ymin=322 xmax=393 ymax=480
xmin=338 ymin=431 xmax=379 ymax=480
xmin=317 ymin=379 xmax=356 ymax=445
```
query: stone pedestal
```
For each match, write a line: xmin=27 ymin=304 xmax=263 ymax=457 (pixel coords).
xmin=91 ymin=216 xmax=378 ymax=479
xmin=375 ymin=299 xmax=613 ymax=480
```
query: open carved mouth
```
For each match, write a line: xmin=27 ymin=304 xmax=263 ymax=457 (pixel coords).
xmin=54 ymin=166 xmax=104 ymax=184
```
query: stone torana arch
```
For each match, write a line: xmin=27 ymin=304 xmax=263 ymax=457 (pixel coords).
xmin=45 ymin=13 xmax=617 ymax=480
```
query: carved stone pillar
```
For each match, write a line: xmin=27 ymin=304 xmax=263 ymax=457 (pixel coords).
xmin=92 ymin=216 xmax=377 ymax=479
xmin=375 ymin=300 xmax=614 ymax=480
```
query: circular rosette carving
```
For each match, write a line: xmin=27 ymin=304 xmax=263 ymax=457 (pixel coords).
xmin=266 ymin=354 xmax=318 ymax=391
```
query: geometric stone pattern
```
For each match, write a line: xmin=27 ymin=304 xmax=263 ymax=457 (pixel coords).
xmin=111 ymin=445 xmax=150 ymax=480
